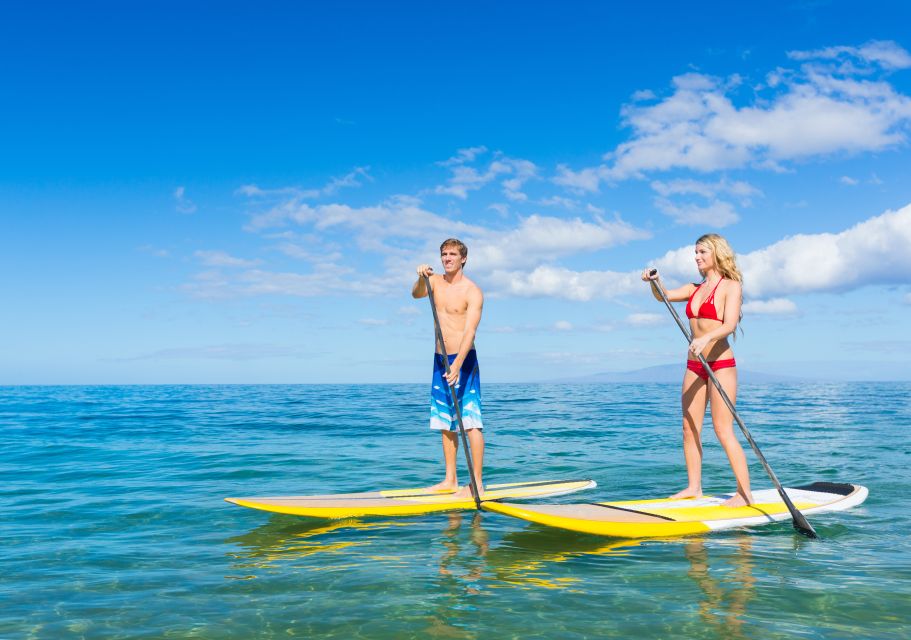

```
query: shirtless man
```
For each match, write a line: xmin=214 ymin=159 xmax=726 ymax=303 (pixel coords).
xmin=412 ymin=238 xmax=485 ymax=497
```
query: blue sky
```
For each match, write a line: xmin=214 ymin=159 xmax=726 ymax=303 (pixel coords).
xmin=3 ymin=1 xmax=911 ymax=384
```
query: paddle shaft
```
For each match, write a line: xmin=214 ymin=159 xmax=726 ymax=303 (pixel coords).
xmin=647 ymin=271 xmax=818 ymax=538
xmin=422 ymin=274 xmax=482 ymax=510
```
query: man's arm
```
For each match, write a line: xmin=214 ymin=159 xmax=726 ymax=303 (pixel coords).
xmin=445 ymin=285 xmax=483 ymax=385
xmin=412 ymin=264 xmax=433 ymax=298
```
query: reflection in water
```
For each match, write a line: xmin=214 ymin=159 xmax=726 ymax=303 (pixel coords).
xmin=684 ymin=535 xmax=756 ymax=639
xmin=225 ymin=516 xmax=412 ymax=573
xmin=484 ymin=526 xmax=641 ymax=590
xmin=422 ymin=512 xmax=491 ymax=639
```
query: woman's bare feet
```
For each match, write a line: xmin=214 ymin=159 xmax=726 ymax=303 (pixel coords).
xmin=721 ymin=491 xmax=753 ymax=507
xmin=669 ymin=487 xmax=703 ymax=500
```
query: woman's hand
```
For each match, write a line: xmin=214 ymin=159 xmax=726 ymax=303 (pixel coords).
xmin=641 ymin=268 xmax=659 ymax=281
xmin=689 ymin=335 xmax=712 ymax=355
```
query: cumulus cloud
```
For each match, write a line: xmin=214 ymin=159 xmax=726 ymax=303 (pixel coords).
xmin=553 ymin=41 xmax=911 ymax=192
xmin=650 ymin=178 xmax=761 ymax=203
xmin=649 ymin=202 xmax=911 ymax=299
xmin=437 ymin=146 xmax=489 ymax=167
xmin=434 ymin=153 xmax=539 ymax=200
xmin=653 ymin=198 xmax=740 ymax=227
xmin=469 ymin=214 xmax=650 ymax=272
xmin=788 ymin=40 xmax=911 ymax=71
xmin=626 ymin=313 xmax=665 ymax=327
xmin=742 ymin=298 xmax=798 ymax=315
xmin=486 ymin=265 xmax=642 ymax=301
xmin=741 ymin=202 xmax=911 ymax=298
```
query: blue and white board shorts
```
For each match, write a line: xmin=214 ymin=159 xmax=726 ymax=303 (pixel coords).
xmin=430 ymin=350 xmax=483 ymax=432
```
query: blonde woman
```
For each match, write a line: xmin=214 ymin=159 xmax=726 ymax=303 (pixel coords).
xmin=643 ymin=234 xmax=753 ymax=507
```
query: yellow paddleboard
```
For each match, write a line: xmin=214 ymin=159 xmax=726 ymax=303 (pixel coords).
xmin=482 ymin=482 xmax=868 ymax=538
xmin=226 ymin=478 xmax=596 ymax=519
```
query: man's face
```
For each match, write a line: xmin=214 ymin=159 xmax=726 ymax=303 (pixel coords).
xmin=440 ymin=246 xmax=465 ymax=274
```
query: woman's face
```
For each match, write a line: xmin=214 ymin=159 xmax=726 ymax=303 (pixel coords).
xmin=694 ymin=243 xmax=715 ymax=272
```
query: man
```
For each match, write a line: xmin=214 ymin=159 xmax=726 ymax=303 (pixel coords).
xmin=412 ymin=238 xmax=484 ymax=497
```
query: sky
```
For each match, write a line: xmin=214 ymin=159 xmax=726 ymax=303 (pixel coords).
xmin=3 ymin=1 xmax=911 ymax=384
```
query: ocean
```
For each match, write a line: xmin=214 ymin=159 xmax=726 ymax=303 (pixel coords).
xmin=3 ymin=382 xmax=909 ymax=639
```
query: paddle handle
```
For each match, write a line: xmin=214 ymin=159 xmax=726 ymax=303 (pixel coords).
xmin=422 ymin=274 xmax=482 ymax=510
xmin=646 ymin=270 xmax=817 ymax=538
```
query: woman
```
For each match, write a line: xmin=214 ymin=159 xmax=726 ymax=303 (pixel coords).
xmin=643 ymin=234 xmax=753 ymax=507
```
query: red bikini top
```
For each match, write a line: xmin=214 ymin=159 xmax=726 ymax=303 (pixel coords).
xmin=686 ymin=279 xmax=724 ymax=321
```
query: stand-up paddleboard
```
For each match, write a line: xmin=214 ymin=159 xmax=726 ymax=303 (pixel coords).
xmin=226 ymin=478 xmax=596 ymax=519
xmin=482 ymin=482 xmax=867 ymax=539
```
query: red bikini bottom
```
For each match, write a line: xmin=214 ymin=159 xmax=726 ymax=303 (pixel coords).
xmin=686 ymin=358 xmax=736 ymax=381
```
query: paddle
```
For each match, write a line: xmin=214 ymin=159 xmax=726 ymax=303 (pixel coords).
xmin=646 ymin=269 xmax=818 ymax=538
xmin=422 ymin=273 xmax=483 ymax=510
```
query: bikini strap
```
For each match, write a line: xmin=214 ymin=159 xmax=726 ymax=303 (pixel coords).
xmin=704 ymin=278 xmax=724 ymax=303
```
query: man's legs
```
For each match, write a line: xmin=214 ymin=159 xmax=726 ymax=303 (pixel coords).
xmin=427 ymin=431 xmax=459 ymax=491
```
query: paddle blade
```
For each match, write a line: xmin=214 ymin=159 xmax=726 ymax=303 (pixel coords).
xmin=793 ymin=513 xmax=819 ymax=538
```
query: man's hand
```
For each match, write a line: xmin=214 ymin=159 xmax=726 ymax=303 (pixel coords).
xmin=445 ymin=365 xmax=461 ymax=387
xmin=417 ymin=264 xmax=434 ymax=278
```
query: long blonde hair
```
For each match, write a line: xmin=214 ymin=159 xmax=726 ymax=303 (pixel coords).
xmin=696 ymin=233 xmax=743 ymax=334
xmin=696 ymin=233 xmax=742 ymax=282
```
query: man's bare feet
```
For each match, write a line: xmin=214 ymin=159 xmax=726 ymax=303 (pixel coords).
xmin=426 ymin=480 xmax=458 ymax=493
xmin=669 ymin=487 xmax=703 ymax=500
xmin=454 ymin=484 xmax=484 ymax=499
xmin=720 ymin=491 xmax=753 ymax=507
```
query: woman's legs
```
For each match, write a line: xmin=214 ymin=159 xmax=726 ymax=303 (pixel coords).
xmin=671 ymin=370 xmax=709 ymax=499
xmin=708 ymin=367 xmax=753 ymax=506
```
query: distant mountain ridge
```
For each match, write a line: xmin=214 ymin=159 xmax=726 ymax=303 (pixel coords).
xmin=550 ymin=364 xmax=805 ymax=384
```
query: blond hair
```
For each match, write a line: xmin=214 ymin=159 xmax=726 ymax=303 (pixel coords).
xmin=696 ymin=233 xmax=742 ymax=282
xmin=696 ymin=233 xmax=743 ymax=334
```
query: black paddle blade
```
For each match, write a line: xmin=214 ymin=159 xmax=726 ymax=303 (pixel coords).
xmin=793 ymin=515 xmax=819 ymax=539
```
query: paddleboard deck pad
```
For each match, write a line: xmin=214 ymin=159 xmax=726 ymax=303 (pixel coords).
xmin=226 ymin=478 xmax=596 ymax=518
xmin=482 ymin=482 xmax=868 ymax=538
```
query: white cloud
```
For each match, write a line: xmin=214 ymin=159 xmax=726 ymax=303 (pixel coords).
xmin=539 ymin=195 xmax=580 ymax=209
xmin=437 ymin=146 xmax=488 ymax=167
xmin=434 ymin=163 xmax=510 ymax=199
xmin=788 ymin=40 xmax=911 ymax=71
xmin=626 ymin=313 xmax=665 ymax=327
xmin=741 ymin=202 xmax=911 ymax=298
xmin=651 ymin=202 xmax=911 ymax=299
xmin=195 ymin=250 xmax=260 ymax=268
xmin=486 ymin=265 xmax=642 ymax=301
xmin=434 ymin=154 xmax=538 ymax=200
xmin=654 ymin=198 xmax=740 ymax=227
xmin=742 ymin=298 xmax=798 ymax=315
xmin=237 ymin=167 xmax=371 ymax=201
xmin=554 ymin=320 xmax=573 ymax=331
xmin=650 ymin=178 xmax=761 ymax=202
xmin=469 ymin=214 xmax=650 ymax=272
xmin=553 ymin=43 xmax=911 ymax=191
xmin=840 ymin=176 xmax=859 ymax=186
xmin=553 ymin=164 xmax=605 ymax=193
xmin=174 ymin=186 xmax=197 ymax=214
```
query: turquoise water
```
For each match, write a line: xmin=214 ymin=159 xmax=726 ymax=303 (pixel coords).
xmin=3 ymin=383 xmax=910 ymax=639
